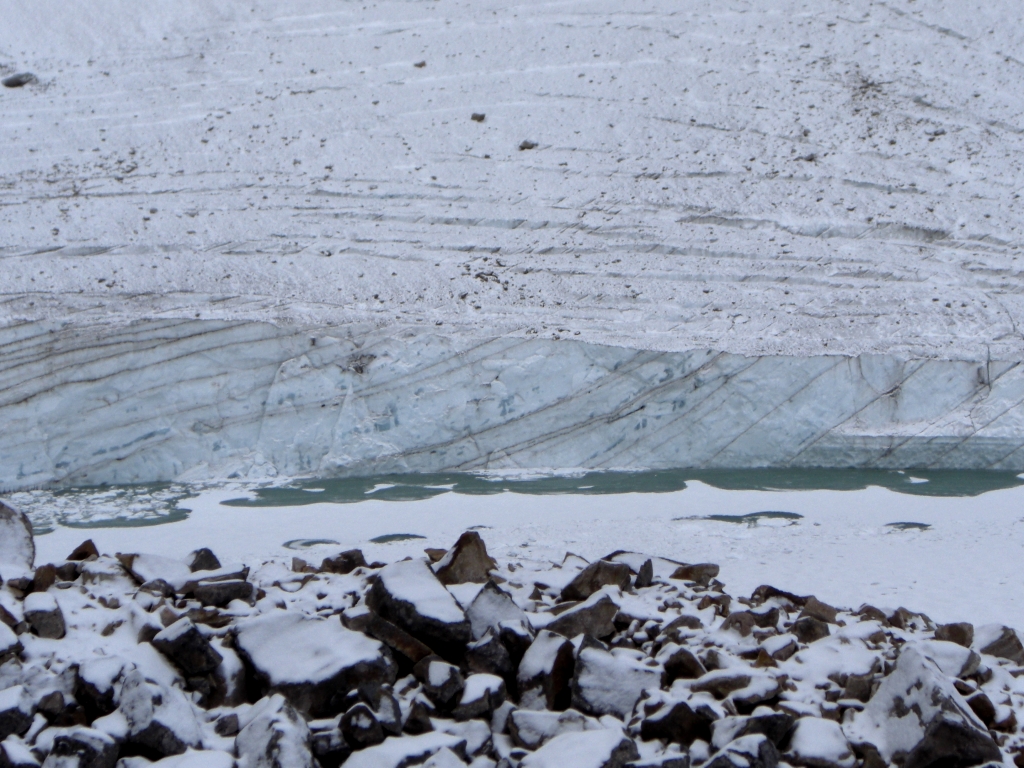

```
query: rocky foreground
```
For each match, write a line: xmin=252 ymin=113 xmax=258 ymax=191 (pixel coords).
xmin=1 ymin=502 xmax=1023 ymax=768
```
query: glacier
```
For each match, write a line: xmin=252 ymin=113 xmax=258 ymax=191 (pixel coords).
xmin=3 ymin=0 xmax=1024 ymax=487
xmin=2 ymin=319 xmax=1023 ymax=491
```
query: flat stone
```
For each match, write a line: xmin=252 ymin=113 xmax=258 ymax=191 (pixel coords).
xmin=235 ymin=611 xmax=395 ymax=718
xmin=573 ymin=645 xmax=661 ymax=719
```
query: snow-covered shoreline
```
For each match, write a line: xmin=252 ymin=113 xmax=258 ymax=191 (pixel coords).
xmin=2 ymin=500 xmax=1024 ymax=768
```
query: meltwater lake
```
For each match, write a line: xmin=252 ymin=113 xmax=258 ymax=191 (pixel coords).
xmin=7 ymin=468 xmax=1024 ymax=630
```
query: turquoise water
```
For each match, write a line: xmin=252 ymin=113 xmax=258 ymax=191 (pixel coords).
xmin=6 ymin=468 xmax=1022 ymax=534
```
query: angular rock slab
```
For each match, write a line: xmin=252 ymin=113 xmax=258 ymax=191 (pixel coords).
xmin=518 ymin=630 xmax=576 ymax=711
xmin=343 ymin=731 xmax=469 ymax=768
xmin=367 ymin=558 xmax=471 ymax=661
xmin=432 ymin=531 xmax=497 ymax=585
xmin=234 ymin=611 xmax=395 ymax=717
xmin=844 ymin=646 xmax=1000 ymax=768
xmin=572 ymin=646 xmax=662 ymax=719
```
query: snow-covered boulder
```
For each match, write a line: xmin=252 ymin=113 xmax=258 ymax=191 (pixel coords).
xmin=465 ymin=629 xmax=513 ymax=684
xmin=519 ymin=727 xmax=639 ymax=768
xmin=343 ymin=731 xmax=469 ymax=768
xmin=119 ymin=670 xmax=202 ymax=757
xmin=234 ymin=610 xmax=395 ymax=717
xmin=452 ymin=673 xmax=505 ymax=721
xmin=975 ymin=625 xmax=1024 ymax=664
xmin=0 ymin=687 xmax=33 ymax=742
xmin=415 ymin=658 xmax=465 ymax=709
xmin=0 ymin=737 xmax=38 ymax=768
xmin=844 ymin=646 xmax=1000 ymax=768
xmin=465 ymin=582 xmax=528 ymax=641
xmin=0 ymin=623 xmax=23 ymax=664
xmin=518 ymin=630 xmax=575 ymax=711
xmin=785 ymin=718 xmax=855 ymax=768
xmin=367 ymin=559 xmax=472 ymax=660
xmin=534 ymin=590 xmax=618 ymax=640
xmin=508 ymin=709 xmax=601 ymax=750
xmin=572 ymin=646 xmax=661 ymax=719
xmin=658 ymin=645 xmax=707 ymax=684
xmin=236 ymin=694 xmax=315 ymax=768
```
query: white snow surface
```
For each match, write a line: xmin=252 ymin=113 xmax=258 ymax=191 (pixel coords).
xmin=519 ymin=727 xmax=630 ymax=768
xmin=3 ymin=0 xmax=1024 ymax=485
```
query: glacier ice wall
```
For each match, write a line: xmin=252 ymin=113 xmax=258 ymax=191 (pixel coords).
xmin=2 ymin=320 xmax=1023 ymax=490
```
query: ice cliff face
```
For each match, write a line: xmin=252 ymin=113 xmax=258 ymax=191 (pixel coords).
xmin=2 ymin=320 xmax=1023 ymax=490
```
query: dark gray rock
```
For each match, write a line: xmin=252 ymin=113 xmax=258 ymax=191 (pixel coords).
xmin=193 ymin=579 xmax=253 ymax=607
xmin=792 ymin=616 xmax=830 ymax=644
xmin=518 ymin=630 xmax=576 ymax=711
xmin=0 ymin=685 xmax=33 ymax=740
xmin=452 ymin=673 xmax=506 ymax=721
xmin=466 ymin=628 xmax=514 ymax=687
xmin=23 ymin=593 xmax=65 ymax=639
xmin=639 ymin=697 xmax=719 ymax=745
xmin=432 ymin=531 xmax=497 ymax=585
xmin=561 ymin=560 xmax=632 ymax=602
xmin=321 ymin=549 xmax=368 ymax=575
xmin=935 ymin=623 xmax=974 ymax=649
xmin=341 ymin=702 xmax=385 ymax=749
xmin=44 ymin=727 xmax=119 ymax=768
xmin=414 ymin=657 xmax=465 ymax=708
xmin=151 ymin=617 xmax=223 ymax=677
xmin=544 ymin=592 xmax=618 ymax=640
xmin=905 ymin=717 xmax=1002 ymax=768
xmin=979 ymin=626 xmax=1024 ymax=664
xmin=186 ymin=548 xmax=222 ymax=572
xmin=359 ymin=612 xmax=434 ymax=666
xmin=1 ymin=74 xmax=37 ymax=89
xmin=635 ymin=559 xmax=655 ymax=590
xmin=67 ymin=540 xmax=99 ymax=561
xmin=799 ymin=597 xmax=838 ymax=624
xmin=660 ymin=645 xmax=707 ymax=684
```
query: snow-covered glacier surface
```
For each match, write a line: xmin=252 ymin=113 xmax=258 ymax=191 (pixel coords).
xmin=3 ymin=319 xmax=1024 ymax=490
